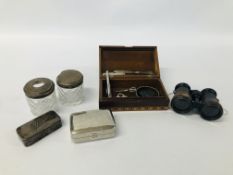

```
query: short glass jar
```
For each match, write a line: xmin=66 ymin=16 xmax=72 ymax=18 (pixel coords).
xmin=23 ymin=78 xmax=56 ymax=116
xmin=56 ymin=69 xmax=84 ymax=106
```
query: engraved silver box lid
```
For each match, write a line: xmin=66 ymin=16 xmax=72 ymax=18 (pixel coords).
xmin=16 ymin=111 xmax=62 ymax=146
xmin=70 ymin=109 xmax=116 ymax=143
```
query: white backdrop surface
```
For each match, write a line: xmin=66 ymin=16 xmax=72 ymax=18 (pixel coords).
xmin=0 ymin=0 xmax=233 ymax=175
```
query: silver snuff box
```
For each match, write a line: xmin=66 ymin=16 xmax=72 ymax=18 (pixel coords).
xmin=70 ymin=109 xmax=116 ymax=143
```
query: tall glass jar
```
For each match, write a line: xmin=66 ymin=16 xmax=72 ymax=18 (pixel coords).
xmin=56 ymin=69 xmax=84 ymax=106
xmin=23 ymin=78 xmax=56 ymax=116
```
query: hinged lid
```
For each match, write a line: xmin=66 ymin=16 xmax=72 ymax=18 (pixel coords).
xmin=70 ymin=110 xmax=115 ymax=136
xmin=99 ymin=46 xmax=160 ymax=78
xmin=56 ymin=69 xmax=83 ymax=89
xmin=24 ymin=78 xmax=55 ymax=99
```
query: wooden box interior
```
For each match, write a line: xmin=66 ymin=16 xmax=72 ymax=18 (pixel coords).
xmin=99 ymin=46 xmax=170 ymax=111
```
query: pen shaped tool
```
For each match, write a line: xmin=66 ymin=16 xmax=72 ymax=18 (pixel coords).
xmin=106 ymin=70 xmax=112 ymax=98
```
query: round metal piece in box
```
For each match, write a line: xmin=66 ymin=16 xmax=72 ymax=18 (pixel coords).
xmin=136 ymin=86 xmax=160 ymax=97
xmin=56 ymin=70 xmax=83 ymax=89
xmin=24 ymin=78 xmax=55 ymax=99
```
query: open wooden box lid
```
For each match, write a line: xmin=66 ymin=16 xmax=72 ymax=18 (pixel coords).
xmin=99 ymin=46 xmax=160 ymax=78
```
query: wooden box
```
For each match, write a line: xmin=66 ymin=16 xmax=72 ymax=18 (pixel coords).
xmin=99 ymin=46 xmax=170 ymax=111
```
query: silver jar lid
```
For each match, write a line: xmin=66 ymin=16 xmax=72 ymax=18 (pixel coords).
xmin=24 ymin=78 xmax=55 ymax=99
xmin=56 ymin=69 xmax=83 ymax=89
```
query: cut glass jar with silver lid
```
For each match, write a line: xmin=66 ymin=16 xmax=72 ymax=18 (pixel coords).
xmin=23 ymin=78 xmax=56 ymax=116
xmin=56 ymin=69 xmax=84 ymax=106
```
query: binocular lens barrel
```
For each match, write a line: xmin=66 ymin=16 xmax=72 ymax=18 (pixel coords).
xmin=199 ymin=88 xmax=223 ymax=120
xmin=171 ymin=83 xmax=193 ymax=113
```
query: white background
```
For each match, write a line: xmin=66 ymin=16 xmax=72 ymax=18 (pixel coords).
xmin=0 ymin=0 xmax=233 ymax=175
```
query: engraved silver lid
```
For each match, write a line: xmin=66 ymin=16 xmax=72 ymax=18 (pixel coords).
xmin=56 ymin=69 xmax=83 ymax=89
xmin=24 ymin=78 xmax=55 ymax=99
xmin=70 ymin=109 xmax=116 ymax=143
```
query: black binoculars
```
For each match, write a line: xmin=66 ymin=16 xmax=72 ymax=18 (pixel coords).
xmin=171 ymin=83 xmax=223 ymax=121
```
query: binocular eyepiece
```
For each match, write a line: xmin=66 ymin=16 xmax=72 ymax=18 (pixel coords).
xmin=171 ymin=83 xmax=223 ymax=121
